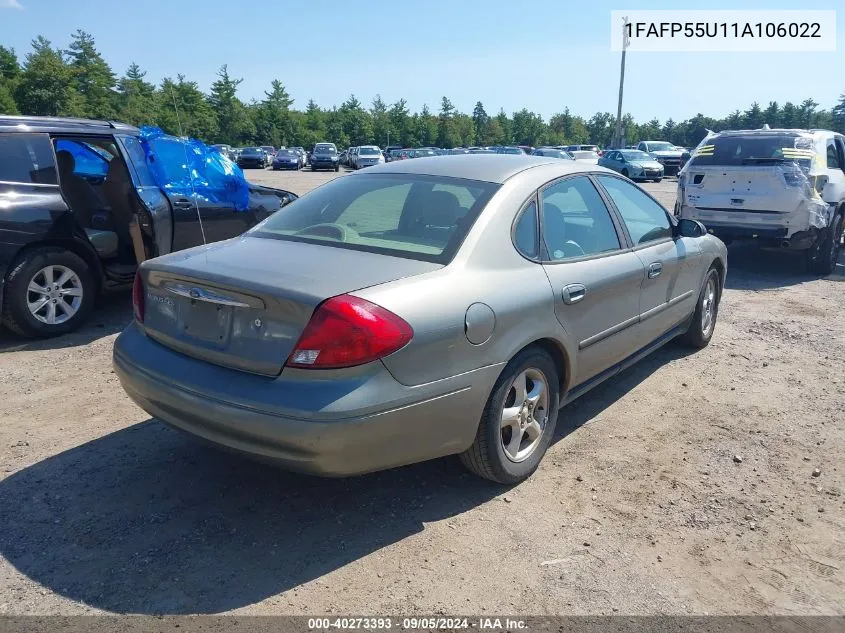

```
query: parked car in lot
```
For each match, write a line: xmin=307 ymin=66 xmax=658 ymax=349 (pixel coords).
xmin=353 ymin=145 xmax=385 ymax=169
xmin=495 ymin=146 xmax=526 ymax=155
xmin=532 ymin=147 xmax=574 ymax=160
xmin=211 ymin=144 xmax=233 ymax=160
xmin=564 ymin=144 xmax=600 ymax=154
xmin=0 ymin=116 xmax=296 ymax=337
xmin=259 ymin=146 xmax=276 ymax=163
xmin=115 ymin=154 xmax=726 ymax=484
xmin=386 ymin=148 xmax=404 ymax=162
xmin=570 ymin=150 xmax=600 ymax=164
xmin=338 ymin=149 xmax=349 ymax=166
xmin=311 ymin=142 xmax=339 ymax=171
xmin=599 ymin=149 xmax=664 ymax=182
xmin=677 ymin=128 xmax=845 ymax=274
xmin=272 ymin=148 xmax=303 ymax=170
xmin=237 ymin=147 xmax=268 ymax=169
xmin=293 ymin=147 xmax=307 ymax=165
xmin=637 ymin=141 xmax=684 ymax=176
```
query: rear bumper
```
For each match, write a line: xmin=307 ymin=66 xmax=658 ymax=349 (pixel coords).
xmin=113 ymin=323 xmax=500 ymax=476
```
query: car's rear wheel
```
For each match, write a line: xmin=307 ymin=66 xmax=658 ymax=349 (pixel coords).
xmin=807 ymin=214 xmax=843 ymax=276
xmin=654 ymin=178 xmax=663 ymax=183
xmin=1 ymin=247 xmax=95 ymax=338
xmin=678 ymin=266 xmax=721 ymax=349
xmin=460 ymin=347 xmax=559 ymax=484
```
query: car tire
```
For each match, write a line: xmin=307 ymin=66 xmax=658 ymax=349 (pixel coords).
xmin=678 ymin=266 xmax=721 ymax=349
xmin=1 ymin=247 xmax=95 ymax=339
xmin=335 ymin=165 xmax=340 ymax=172
xmin=807 ymin=214 xmax=843 ymax=276
xmin=460 ymin=346 xmax=560 ymax=484
xmin=621 ymin=169 xmax=629 ymax=178
xmin=653 ymin=178 xmax=662 ymax=183
xmin=311 ymin=165 xmax=316 ymax=171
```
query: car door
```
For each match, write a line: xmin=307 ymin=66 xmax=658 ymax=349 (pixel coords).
xmin=116 ymin=134 xmax=174 ymax=257
xmin=823 ymin=137 xmax=845 ymax=208
xmin=538 ymin=175 xmax=644 ymax=386
xmin=595 ymin=174 xmax=701 ymax=345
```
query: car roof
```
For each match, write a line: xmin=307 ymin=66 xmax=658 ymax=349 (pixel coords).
xmin=0 ymin=115 xmax=140 ymax=135
xmin=353 ymin=154 xmax=588 ymax=184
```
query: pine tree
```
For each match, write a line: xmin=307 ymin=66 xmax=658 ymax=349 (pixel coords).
xmin=157 ymin=74 xmax=217 ymax=141
xmin=15 ymin=36 xmax=81 ymax=117
xmin=471 ymin=101 xmax=489 ymax=144
xmin=208 ymin=65 xmax=250 ymax=145
xmin=116 ymin=62 xmax=157 ymax=126
xmin=66 ymin=30 xmax=116 ymax=119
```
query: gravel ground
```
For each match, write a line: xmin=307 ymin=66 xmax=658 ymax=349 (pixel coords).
xmin=0 ymin=168 xmax=843 ymax=616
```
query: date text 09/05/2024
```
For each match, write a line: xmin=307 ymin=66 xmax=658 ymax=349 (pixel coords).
xmin=307 ymin=617 xmax=527 ymax=630
xmin=625 ymin=22 xmax=821 ymax=39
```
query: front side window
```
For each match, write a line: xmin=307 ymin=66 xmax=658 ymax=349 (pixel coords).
xmin=595 ymin=175 xmax=672 ymax=245
xmin=254 ymin=174 xmax=498 ymax=263
xmin=540 ymin=176 xmax=621 ymax=261
xmin=118 ymin=135 xmax=157 ymax=187
xmin=827 ymin=142 xmax=841 ymax=170
xmin=0 ymin=133 xmax=57 ymax=185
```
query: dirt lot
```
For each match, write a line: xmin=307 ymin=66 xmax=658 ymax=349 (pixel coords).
xmin=0 ymin=168 xmax=843 ymax=616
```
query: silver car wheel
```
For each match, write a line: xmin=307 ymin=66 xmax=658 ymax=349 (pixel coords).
xmin=27 ymin=264 xmax=83 ymax=325
xmin=500 ymin=368 xmax=549 ymax=463
xmin=700 ymin=275 xmax=717 ymax=337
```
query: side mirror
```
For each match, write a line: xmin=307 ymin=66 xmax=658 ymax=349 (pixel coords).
xmin=676 ymin=218 xmax=706 ymax=238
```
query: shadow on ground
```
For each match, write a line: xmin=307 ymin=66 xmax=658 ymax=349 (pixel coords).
xmin=0 ymin=338 xmax=686 ymax=614
xmin=724 ymin=241 xmax=845 ymax=290
xmin=0 ymin=293 xmax=132 ymax=353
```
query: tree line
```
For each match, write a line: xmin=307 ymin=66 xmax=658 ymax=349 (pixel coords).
xmin=1 ymin=31 xmax=844 ymax=150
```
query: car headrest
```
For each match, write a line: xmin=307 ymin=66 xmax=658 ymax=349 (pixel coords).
xmin=106 ymin=157 xmax=130 ymax=184
xmin=55 ymin=150 xmax=75 ymax=176
xmin=425 ymin=190 xmax=463 ymax=227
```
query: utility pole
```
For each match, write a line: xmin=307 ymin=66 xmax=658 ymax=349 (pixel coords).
xmin=612 ymin=16 xmax=630 ymax=149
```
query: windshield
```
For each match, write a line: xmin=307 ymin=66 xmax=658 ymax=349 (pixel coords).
xmin=689 ymin=134 xmax=814 ymax=169
xmin=315 ymin=145 xmax=336 ymax=155
xmin=252 ymin=174 xmax=499 ymax=264
xmin=499 ymin=147 xmax=524 ymax=155
xmin=620 ymin=150 xmax=652 ymax=161
xmin=359 ymin=147 xmax=381 ymax=156
xmin=242 ymin=147 xmax=261 ymax=154
xmin=278 ymin=149 xmax=297 ymax=156
xmin=646 ymin=142 xmax=676 ymax=151
xmin=414 ymin=149 xmax=436 ymax=157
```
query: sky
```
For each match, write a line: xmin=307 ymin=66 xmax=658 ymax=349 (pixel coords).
xmin=0 ymin=0 xmax=842 ymax=123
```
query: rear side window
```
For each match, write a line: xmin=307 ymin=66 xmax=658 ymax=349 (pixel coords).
xmin=0 ymin=133 xmax=57 ymax=185
xmin=596 ymin=175 xmax=671 ymax=245
xmin=254 ymin=174 xmax=498 ymax=264
xmin=513 ymin=200 xmax=538 ymax=258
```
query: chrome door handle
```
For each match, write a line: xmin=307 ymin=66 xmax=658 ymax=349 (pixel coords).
xmin=648 ymin=262 xmax=663 ymax=279
xmin=562 ymin=283 xmax=586 ymax=304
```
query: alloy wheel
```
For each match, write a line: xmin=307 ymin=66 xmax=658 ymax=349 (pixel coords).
xmin=500 ymin=368 xmax=549 ymax=463
xmin=26 ymin=264 xmax=83 ymax=325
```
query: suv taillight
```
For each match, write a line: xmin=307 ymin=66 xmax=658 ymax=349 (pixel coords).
xmin=132 ymin=271 xmax=145 ymax=323
xmin=286 ymin=295 xmax=413 ymax=369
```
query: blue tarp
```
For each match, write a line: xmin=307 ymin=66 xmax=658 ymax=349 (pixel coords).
xmin=138 ymin=126 xmax=250 ymax=211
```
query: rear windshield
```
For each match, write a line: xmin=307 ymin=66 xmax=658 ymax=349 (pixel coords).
xmin=690 ymin=134 xmax=814 ymax=168
xmin=252 ymin=173 xmax=499 ymax=264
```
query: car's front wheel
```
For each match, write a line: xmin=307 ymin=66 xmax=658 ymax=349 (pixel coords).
xmin=1 ymin=247 xmax=95 ymax=338
xmin=461 ymin=347 xmax=560 ymax=484
xmin=653 ymin=178 xmax=663 ymax=183
xmin=678 ymin=266 xmax=721 ymax=349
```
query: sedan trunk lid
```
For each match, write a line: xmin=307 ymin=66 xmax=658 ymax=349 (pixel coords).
xmin=139 ymin=236 xmax=441 ymax=375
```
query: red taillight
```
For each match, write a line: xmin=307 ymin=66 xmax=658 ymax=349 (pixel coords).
xmin=286 ymin=294 xmax=413 ymax=369
xmin=132 ymin=271 xmax=145 ymax=323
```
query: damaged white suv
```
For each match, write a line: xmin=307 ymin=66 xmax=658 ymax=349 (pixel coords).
xmin=676 ymin=128 xmax=845 ymax=274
